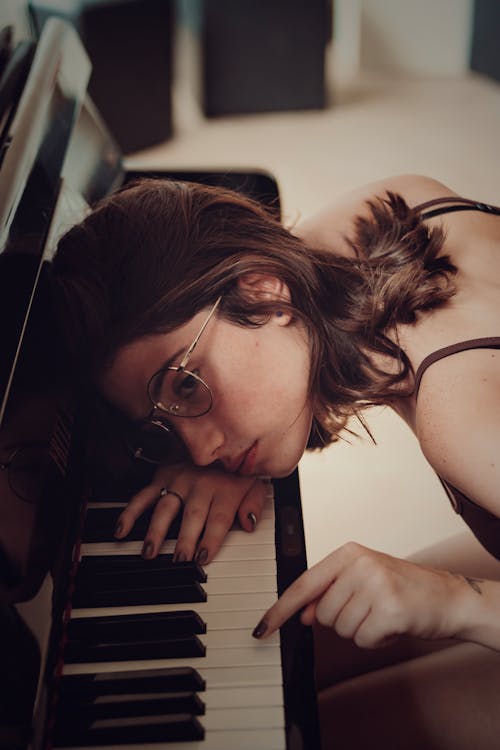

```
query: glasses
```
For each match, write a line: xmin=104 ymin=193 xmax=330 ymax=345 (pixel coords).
xmin=0 ymin=443 xmax=51 ymax=503
xmin=128 ymin=296 xmax=222 ymax=463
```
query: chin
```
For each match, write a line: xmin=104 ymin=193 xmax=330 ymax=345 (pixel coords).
xmin=270 ymin=466 xmax=299 ymax=479
xmin=262 ymin=450 xmax=302 ymax=479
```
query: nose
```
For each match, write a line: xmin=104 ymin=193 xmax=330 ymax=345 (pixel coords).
xmin=174 ymin=417 xmax=224 ymax=467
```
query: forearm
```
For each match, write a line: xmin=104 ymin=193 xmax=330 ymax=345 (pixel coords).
xmin=454 ymin=575 xmax=500 ymax=651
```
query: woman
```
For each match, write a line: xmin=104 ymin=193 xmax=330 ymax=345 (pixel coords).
xmin=52 ymin=173 xmax=500 ymax=749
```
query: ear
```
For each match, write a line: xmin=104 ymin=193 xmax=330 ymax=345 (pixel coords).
xmin=237 ymin=273 xmax=292 ymax=325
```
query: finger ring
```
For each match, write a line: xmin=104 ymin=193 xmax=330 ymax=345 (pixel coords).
xmin=159 ymin=487 xmax=184 ymax=504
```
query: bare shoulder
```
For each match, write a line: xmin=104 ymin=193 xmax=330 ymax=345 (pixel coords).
xmin=416 ymin=347 xmax=500 ymax=516
xmin=326 ymin=174 xmax=458 ymax=212
xmin=294 ymin=174 xmax=458 ymax=252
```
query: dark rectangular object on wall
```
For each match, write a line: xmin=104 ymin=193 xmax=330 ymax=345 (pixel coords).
xmin=470 ymin=0 xmax=500 ymax=82
xmin=202 ymin=0 xmax=332 ymax=116
xmin=30 ymin=0 xmax=174 ymax=153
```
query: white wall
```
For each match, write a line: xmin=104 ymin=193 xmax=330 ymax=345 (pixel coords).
xmin=0 ymin=0 xmax=31 ymax=42
xmin=333 ymin=0 xmax=474 ymax=81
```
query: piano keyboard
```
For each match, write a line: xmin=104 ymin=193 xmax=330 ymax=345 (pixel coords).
xmin=53 ymin=494 xmax=288 ymax=750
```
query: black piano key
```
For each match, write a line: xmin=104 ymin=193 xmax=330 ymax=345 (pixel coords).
xmin=77 ymin=555 xmax=207 ymax=583
xmin=52 ymin=713 xmax=205 ymax=746
xmin=55 ymin=693 xmax=205 ymax=721
xmin=67 ymin=611 xmax=206 ymax=642
xmin=59 ymin=667 xmax=206 ymax=697
xmin=82 ymin=507 xmax=181 ymax=542
xmin=64 ymin=634 xmax=206 ymax=662
xmin=75 ymin=563 xmax=207 ymax=593
xmin=72 ymin=581 xmax=207 ymax=607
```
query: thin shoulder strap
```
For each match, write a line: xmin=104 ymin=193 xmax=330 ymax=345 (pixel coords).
xmin=413 ymin=196 xmax=500 ymax=220
xmin=413 ymin=337 xmax=500 ymax=398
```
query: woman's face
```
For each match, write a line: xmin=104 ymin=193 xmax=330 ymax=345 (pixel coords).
xmin=100 ymin=302 xmax=313 ymax=478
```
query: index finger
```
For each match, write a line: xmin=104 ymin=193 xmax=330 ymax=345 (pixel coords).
xmin=251 ymin=545 xmax=350 ymax=639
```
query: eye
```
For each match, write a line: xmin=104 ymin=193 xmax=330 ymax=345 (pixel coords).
xmin=172 ymin=370 xmax=200 ymax=400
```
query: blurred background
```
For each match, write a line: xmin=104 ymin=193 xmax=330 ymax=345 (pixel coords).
xmin=2 ymin=0 xmax=499 ymax=565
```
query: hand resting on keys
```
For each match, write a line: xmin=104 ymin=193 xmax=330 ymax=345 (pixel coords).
xmin=113 ymin=462 xmax=268 ymax=564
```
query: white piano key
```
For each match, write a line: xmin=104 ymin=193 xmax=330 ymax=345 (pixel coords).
xmin=195 ymin=542 xmax=278 ymax=563
xmin=192 ymin=664 xmax=283 ymax=689
xmin=204 ymin=705 xmax=284 ymax=731
xmin=205 ymin=575 xmax=276 ymax=595
xmin=203 ymin=684 xmax=284 ymax=709
xmin=63 ymin=644 xmax=282 ymax=675
xmin=178 ymin=729 xmax=286 ymax=750
xmin=198 ymin=609 xmax=269 ymax=631
xmin=206 ymin=557 xmax=276 ymax=578
xmin=208 ymin=527 xmax=277 ymax=546
xmin=71 ymin=590 xmax=275 ymax=618
xmin=54 ymin=727 xmax=287 ymax=750
xmin=202 ymin=628 xmax=279 ymax=648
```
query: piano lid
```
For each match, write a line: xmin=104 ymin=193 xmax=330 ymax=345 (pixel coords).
xmin=0 ymin=17 xmax=123 ymax=424
xmin=0 ymin=18 xmax=124 ymax=604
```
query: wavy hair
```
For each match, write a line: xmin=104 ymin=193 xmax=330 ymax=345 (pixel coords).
xmin=51 ymin=178 xmax=456 ymax=449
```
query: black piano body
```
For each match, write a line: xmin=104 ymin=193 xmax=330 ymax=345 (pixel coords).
xmin=0 ymin=18 xmax=320 ymax=750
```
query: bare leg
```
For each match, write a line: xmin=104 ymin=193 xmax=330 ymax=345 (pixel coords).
xmin=319 ymin=642 xmax=500 ymax=750
xmin=313 ymin=530 xmax=500 ymax=748
xmin=314 ymin=530 xmax=500 ymax=688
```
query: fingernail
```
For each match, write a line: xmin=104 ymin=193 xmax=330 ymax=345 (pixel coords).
xmin=252 ymin=619 xmax=268 ymax=639
xmin=114 ymin=522 xmax=123 ymax=538
xmin=247 ymin=512 xmax=257 ymax=530
xmin=196 ymin=548 xmax=208 ymax=565
xmin=142 ymin=541 xmax=154 ymax=559
xmin=174 ymin=550 xmax=187 ymax=563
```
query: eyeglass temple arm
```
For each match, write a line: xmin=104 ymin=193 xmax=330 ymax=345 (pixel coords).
xmin=178 ymin=296 xmax=222 ymax=369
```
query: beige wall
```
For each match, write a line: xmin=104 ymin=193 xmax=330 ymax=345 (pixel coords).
xmin=333 ymin=0 xmax=474 ymax=82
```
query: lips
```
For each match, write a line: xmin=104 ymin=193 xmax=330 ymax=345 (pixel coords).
xmin=226 ymin=441 xmax=258 ymax=475
xmin=238 ymin=441 xmax=258 ymax=476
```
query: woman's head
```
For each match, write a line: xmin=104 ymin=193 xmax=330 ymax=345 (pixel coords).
xmin=52 ymin=178 xmax=322 ymax=474
xmin=51 ymin=178 xmax=456 ymax=472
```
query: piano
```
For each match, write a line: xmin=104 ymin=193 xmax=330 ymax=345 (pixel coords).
xmin=0 ymin=17 xmax=320 ymax=750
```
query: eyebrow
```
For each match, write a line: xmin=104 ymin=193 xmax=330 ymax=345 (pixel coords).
xmin=157 ymin=346 xmax=185 ymax=373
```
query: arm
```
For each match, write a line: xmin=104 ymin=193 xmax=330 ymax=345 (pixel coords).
xmin=253 ymin=354 xmax=500 ymax=650
xmin=252 ymin=541 xmax=500 ymax=652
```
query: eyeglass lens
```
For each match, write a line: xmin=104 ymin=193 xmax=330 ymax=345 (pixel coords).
xmin=150 ymin=368 xmax=212 ymax=417
xmin=6 ymin=446 xmax=51 ymax=503
xmin=127 ymin=420 xmax=184 ymax=464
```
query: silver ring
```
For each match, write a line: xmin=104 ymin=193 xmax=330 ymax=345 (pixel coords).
xmin=159 ymin=487 xmax=184 ymax=504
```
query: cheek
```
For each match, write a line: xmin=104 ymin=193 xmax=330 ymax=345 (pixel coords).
xmin=211 ymin=326 xmax=311 ymax=427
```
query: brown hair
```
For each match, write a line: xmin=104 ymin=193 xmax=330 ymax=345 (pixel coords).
xmin=51 ymin=178 xmax=456 ymax=449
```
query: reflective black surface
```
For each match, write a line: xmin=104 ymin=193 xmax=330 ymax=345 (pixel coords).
xmin=0 ymin=18 xmax=319 ymax=750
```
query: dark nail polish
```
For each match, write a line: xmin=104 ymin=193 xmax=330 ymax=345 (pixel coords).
xmin=142 ymin=540 xmax=154 ymax=559
xmin=174 ymin=551 xmax=187 ymax=563
xmin=114 ymin=522 xmax=123 ymax=538
xmin=247 ymin=511 xmax=257 ymax=529
xmin=196 ymin=548 xmax=208 ymax=565
xmin=252 ymin=619 xmax=268 ymax=639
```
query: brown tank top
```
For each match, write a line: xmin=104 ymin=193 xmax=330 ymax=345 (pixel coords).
xmin=412 ymin=196 xmax=500 ymax=558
